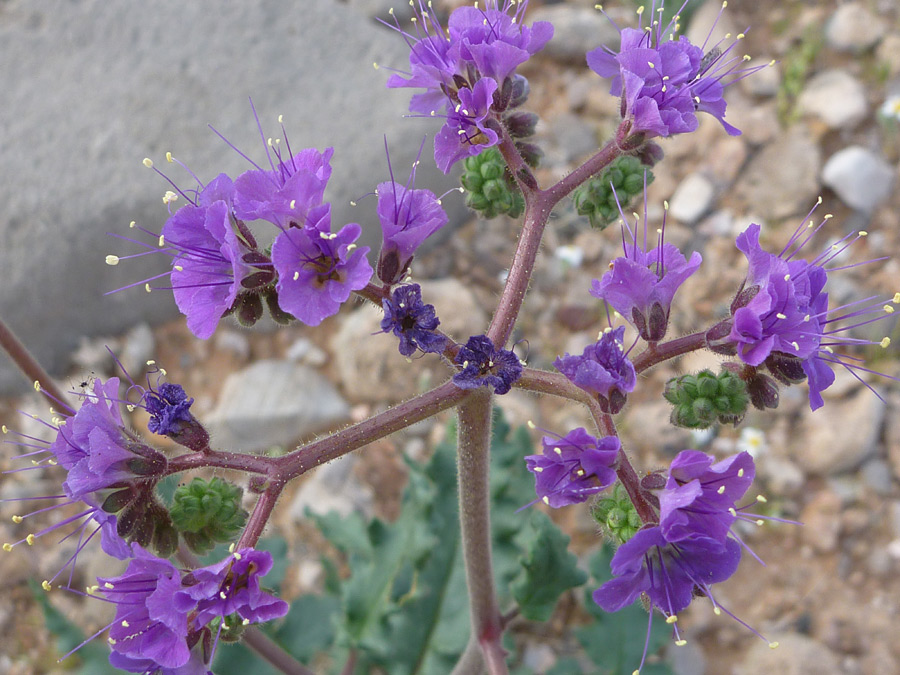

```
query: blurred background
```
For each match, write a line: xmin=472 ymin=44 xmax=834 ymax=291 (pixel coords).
xmin=2 ymin=0 xmax=900 ymax=673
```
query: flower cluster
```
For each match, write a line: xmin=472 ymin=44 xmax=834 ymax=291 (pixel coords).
xmin=554 ymin=326 xmax=637 ymax=413
xmin=588 ymin=2 xmax=763 ymax=140
xmin=385 ymin=0 xmax=552 ymax=171
xmin=110 ymin=127 xmax=372 ymax=339
xmin=594 ymin=451 xmax=772 ymax=666
xmin=94 ymin=544 xmax=287 ymax=674
xmin=525 ymin=428 xmax=619 ymax=508
xmin=709 ymin=210 xmax=898 ymax=410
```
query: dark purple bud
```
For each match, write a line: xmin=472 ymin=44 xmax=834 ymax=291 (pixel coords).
xmin=509 ymin=74 xmax=530 ymax=108
xmin=516 ymin=141 xmax=542 ymax=168
xmin=730 ymin=283 xmax=760 ymax=314
xmin=646 ymin=302 xmax=668 ymax=342
xmin=641 ymin=473 xmax=667 ymax=491
xmin=493 ymin=76 xmax=514 ymax=112
xmin=632 ymin=308 xmax=648 ymax=340
xmin=102 ymin=487 xmax=136 ymax=514
xmin=263 ymin=288 xmax=295 ymax=325
xmin=235 ymin=292 xmax=264 ymax=327
xmin=746 ymin=371 xmax=780 ymax=410
xmin=765 ymin=352 xmax=808 ymax=385
xmin=706 ymin=319 xmax=737 ymax=356
xmin=635 ymin=141 xmax=665 ymax=167
xmin=234 ymin=218 xmax=258 ymax=250
xmin=504 ymin=111 xmax=539 ymax=138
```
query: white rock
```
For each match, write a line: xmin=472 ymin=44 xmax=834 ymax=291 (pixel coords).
xmin=822 ymin=146 xmax=896 ymax=213
xmin=529 ymin=5 xmax=620 ymax=64
xmin=826 ymin=3 xmax=885 ymax=52
xmin=798 ymin=69 xmax=867 ymax=129
xmin=206 ymin=359 xmax=350 ymax=452
xmin=669 ymin=173 xmax=716 ymax=224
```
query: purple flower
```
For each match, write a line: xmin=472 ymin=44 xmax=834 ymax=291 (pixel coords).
xmin=381 ymin=284 xmax=447 ymax=356
xmin=96 ymin=545 xmax=288 ymax=674
xmin=376 ymin=173 xmax=448 ymax=285
xmin=434 ymin=77 xmax=501 ymax=173
xmin=176 ymin=548 xmax=289 ymax=629
xmin=722 ymin=217 xmax=897 ymax=410
xmin=453 ymin=334 xmax=523 ymax=395
xmin=98 ymin=545 xmax=191 ymax=670
xmin=49 ymin=378 xmax=167 ymax=501
xmin=234 ymin=147 xmax=334 ymax=230
xmin=525 ymin=428 xmax=619 ymax=508
xmin=270 ymin=204 xmax=373 ymax=325
xmin=447 ymin=2 xmax=553 ymax=84
xmin=159 ymin=175 xmax=255 ymax=340
xmin=554 ymin=326 xmax=636 ymax=414
xmin=587 ymin=2 xmax=762 ymax=139
xmin=591 ymin=208 xmax=701 ymax=340
xmin=386 ymin=0 xmax=552 ymax=115
xmin=658 ymin=450 xmax=754 ymax=544
xmin=593 ymin=526 xmax=741 ymax=617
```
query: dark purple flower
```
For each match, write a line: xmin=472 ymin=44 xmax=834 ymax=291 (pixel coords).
xmin=525 ymin=428 xmax=619 ymax=508
xmin=376 ymin=175 xmax=448 ymax=285
xmin=434 ymin=77 xmax=501 ymax=173
xmin=554 ymin=326 xmax=636 ymax=414
xmin=658 ymin=450 xmax=755 ymax=544
xmin=453 ymin=334 xmax=523 ymax=395
xmin=234 ymin=147 xmax=334 ymax=230
xmin=591 ymin=204 xmax=701 ymax=341
xmin=381 ymin=284 xmax=447 ymax=356
xmin=270 ymin=204 xmax=373 ymax=325
xmin=140 ymin=382 xmax=210 ymax=452
xmin=587 ymin=3 xmax=763 ymax=139
xmin=593 ymin=526 xmax=741 ymax=618
xmin=725 ymin=217 xmax=897 ymax=410
xmin=176 ymin=548 xmax=289 ymax=629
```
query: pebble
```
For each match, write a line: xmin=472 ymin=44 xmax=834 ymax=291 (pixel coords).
xmin=736 ymin=129 xmax=821 ymax=220
xmin=120 ymin=323 xmax=156 ymax=377
xmin=825 ymin=3 xmax=885 ymax=53
xmin=821 ymin=146 xmax=896 ymax=213
xmin=793 ymin=388 xmax=886 ymax=475
xmin=737 ymin=634 xmax=841 ymax=675
xmin=286 ymin=337 xmax=327 ymax=367
xmin=205 ymin=359 xmax=350 ymax=452
xmin=669 ymin=172 xmax=716 ymax=224
xmin=798 ymin=70 xmax=868 ymax=130
xmin=876 ymin=33 xmax=900 ymax=77
xmin=859 ymin=458 xmax=894 ymax=496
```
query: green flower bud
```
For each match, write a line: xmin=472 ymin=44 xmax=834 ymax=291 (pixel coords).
xmin=170 ymin=477 xmax=249 ymax=555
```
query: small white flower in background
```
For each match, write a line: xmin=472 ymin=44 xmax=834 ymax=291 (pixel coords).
xmin=736 ymin=427 xmax=767 ymax=458
xmin=554 ymin=245 xmax=584 ymax=269
xmin=879 ymin=95 xmax=900 ymax=122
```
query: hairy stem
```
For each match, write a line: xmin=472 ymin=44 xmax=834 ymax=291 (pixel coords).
xmin=456 ymin=388 xmax=507 ymax=675
xmin=0 ymin=316 xmax=73 ymax=411
xmin=450 ymin=637 xmax=486 ymax=675
xmin=242 ymin=627 xmax=317 ymax=675
xmin=238 ymin=481 xmax=284 ymax=550
xmin=633 ymin=331 xmax=707 ymax=373
xmin=544 ymin=139 xmax=623 ymax=206
xmin=275 ymin=380 xmax=468 ymax=482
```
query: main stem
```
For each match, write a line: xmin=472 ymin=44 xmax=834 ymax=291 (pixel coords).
xmin=456 ymin=389 xmax=507 ymax=675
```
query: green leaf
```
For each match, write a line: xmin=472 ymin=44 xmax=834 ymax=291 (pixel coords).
xmin=511 ymin=511 xmax=588 ymax=621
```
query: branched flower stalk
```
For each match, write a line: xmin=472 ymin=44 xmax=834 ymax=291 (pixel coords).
xmin=1 ymin=2 xmax=897 ymax=674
